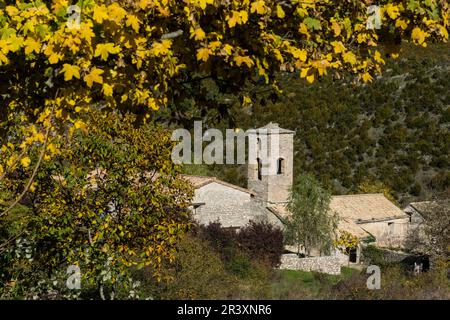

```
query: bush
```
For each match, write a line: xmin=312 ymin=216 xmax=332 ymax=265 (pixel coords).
xmin=225 ymin=252 xmax=252 ymax=279
xmin=330 ymin=263 xmax=450 ymax=300
xmin=191 ymin=221 xmax=238 ymax=263
xmin=1 ymin=112 xmax=193 ymax=299
xmin=154 ymin=235 xmax=238 ymax=299
xmin=139 ymin=234 xmax=274 ymax=299
xmin=192 ymin=221 xmax=284 ymax=268
xmin=238 ymin=221 xmax=284 ymax=268
xmin=361 ymin=245 xmax=387 ymax=266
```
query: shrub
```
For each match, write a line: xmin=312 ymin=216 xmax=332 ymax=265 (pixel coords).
xmin=1 ymin=112 xmax=193 ymax=299
xmin=193 ymin=221 xmax=284 ymax=268
xmin=154 ymin=235 xmax=238 ymax=300
xmin=191 ymin=221 xmax=238 ymax=263
xmin=330 ymin=263 xmax=450 ymax=300
xmin=225 ymin=252 xmax=252 ymax=279
xmin=361 ymin=245 xmax=387 ymax=266
xmin=238 ymin=221 xmax=284 ymax=268
xmin=133 ymin=234 xmax=276 ymax=299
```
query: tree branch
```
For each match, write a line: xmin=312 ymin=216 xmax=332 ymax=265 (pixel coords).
xmin=161 ymin=30 xmax=183 ymax=40
xmin=0 ymin=105 xmax=55 ymax=218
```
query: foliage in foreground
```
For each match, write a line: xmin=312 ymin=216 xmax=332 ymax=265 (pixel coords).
xmin=124 ymin=233 xmax=276 ymax=300
xmin=193 ymin=220 xmax=284 ymax=269
xmin=0 ymin=111 xmax=193 ymax=299
xmin=330 ymin=262 xmax=450 ymax=300
xmin=139 ymin=235 xmax=449 ymax=300
xmin=1 ymin=1 xmax=449 ymax=218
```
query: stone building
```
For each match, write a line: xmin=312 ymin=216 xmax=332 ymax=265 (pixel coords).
xmin=183 ymin=175 xmax=266 ymax=229
xmin=185 ymin=123 xmax=410 ymax=260
xmin=186 ymin=123 xmax=294 ymax=229
xmin=246 ymin=122 xmax=295 ymax=205
xmin=329 ymin=194 xmax=410 ymax=263
xmin=330 ymin=194 xmax=410 ymax=249
xmin=403 ymin=200 xmax=450 ymax=224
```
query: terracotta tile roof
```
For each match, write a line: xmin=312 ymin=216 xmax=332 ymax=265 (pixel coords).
xmin=268 ymin=194 xmax=405 ymax=239
xmin=180 ymin=175 xmax=214 ymax=188
xmin=408 ymin=200 xmax=450 ymax=219
xmin=267 ymin=204 xmax=369 ymax=238
xmin=337 ymin=218 xmax=369 ymax=238
xmin=266 ymin=204 xmax=290 ymax=221
xmin=330 ymin=193 xmax=407 ymax=222
xmin=181 ymin=174 xmax=256 ymax=196
xmin=409 ymin=199 xmax=450 ymax=212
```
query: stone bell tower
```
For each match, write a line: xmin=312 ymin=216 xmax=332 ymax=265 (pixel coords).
xmin=247 ymin=122 xmax=295 ymax=204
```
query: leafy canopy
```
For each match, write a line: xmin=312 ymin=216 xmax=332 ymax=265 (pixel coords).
xmin=0 ymin=0 xmax=448 ymax=218
xmin=0 ymin=110 xmax=193 ymax=297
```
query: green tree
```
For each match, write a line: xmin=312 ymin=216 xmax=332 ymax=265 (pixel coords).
xmin=285 ymin=174 xmax=338 ymax=256
xmin=0 ymin=111 xmax=193 ymax=298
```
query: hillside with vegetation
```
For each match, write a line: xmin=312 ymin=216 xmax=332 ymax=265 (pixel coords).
xmin=1 ymin=1 xmax=449 ymax=301
xmin=190 ymin=43 xmax=449 ymax=206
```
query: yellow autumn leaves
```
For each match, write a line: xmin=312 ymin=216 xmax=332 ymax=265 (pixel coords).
xmin=251 ymin=0 xmax=266 ymax=15
xmin=334 ymin=231 xmax=359 ymax=250
xmin=381 ymin=2 xmax=448 ymax=47
xmin=94 ymin=43 xmax=121 ymax=61
xmin=84 ymin=68 xmax=104 ymax=88
xmin=227 ymin=10 xmax=248 ymax=28
xmin=196 ymin=48 xmax=211 ymax=62
xmin=61 ymin=64 xmax=80 ymax=81
xmin=411 ymin=27 xmax=429 ymax=46
xmin=24 ymin=38 xmax=41 ymax=55
xmin=385 ymin=3 xmax=401 ymax=20
xmin=226 ymin=1 xmax=283 ymax=27
xmin=196 ymin=0 xmax=215 ymax=11
xmin=61 ymin=64 xmax=104 ymax=88
xmin=1 ymin=2 xmax=177 ymax=113
xmin=342 ymin=52 xmax=357 ymax=65
xmin=0 ymin=0 xmax=448 ymax=132
xmin=188 ymin=1 xmax=448 ymax=86
xmin=20 ymin=157 xmax=31 ymax=168
xmin=1 ymin=0 xmax=448 ymax=94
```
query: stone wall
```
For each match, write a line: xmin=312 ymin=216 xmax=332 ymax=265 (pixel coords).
xmin=334 ymin=250 xmax=350 ymax=266
xmin=247 ymin=126 xmax=294 ymax=204
xmin=192 ymin=182 xmax=267 ymax=228
xmin=359 ymin=218 xmax=410 ymax=248
xmin=266 ymin=133 xmax=294 ymax=203
xmin=279 ymin=254 xmax=342 ymax=275
xmin=360 ymin=246 xmax=411 ymax=264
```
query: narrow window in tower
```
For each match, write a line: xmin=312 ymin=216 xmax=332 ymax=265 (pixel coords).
xmin=257 ymin=158 xmax=262 ymax=180
xmin=277 ymin=158 xmax=285 ymax=175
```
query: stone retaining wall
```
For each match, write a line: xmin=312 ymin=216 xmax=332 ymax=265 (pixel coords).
xmin=361 ymin=246 xmax=411 ymax=264
xmin=279 ymin=254 xmax=342 ymax=275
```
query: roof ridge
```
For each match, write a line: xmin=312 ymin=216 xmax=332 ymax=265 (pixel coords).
xmin=409 ymin=200 xmax=435 ymax=205
xmin=182 ymin=174 xmax=255 ymax=196
xmin=180 ymin=174 xmax=214 ymax=179
xmin=332 ymin=193 xmax=385 ymax=198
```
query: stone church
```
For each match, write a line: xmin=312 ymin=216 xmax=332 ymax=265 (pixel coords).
xmin=184 ymin=122 xmax=293 ymax=230
xmin=184 ymin=122 xmax=410 ymax=251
